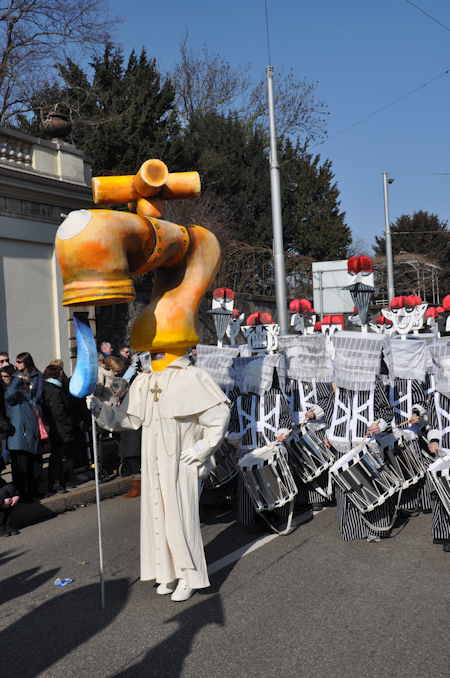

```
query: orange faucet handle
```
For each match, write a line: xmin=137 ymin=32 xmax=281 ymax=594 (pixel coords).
xmin=91 ymin=159 xmax=201 ymax=205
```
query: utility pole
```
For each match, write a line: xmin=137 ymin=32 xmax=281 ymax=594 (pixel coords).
xmin=266 ymin=65 xmax=288 ymax=334
xmin=383 ymin=171 xmax=395 ymax=301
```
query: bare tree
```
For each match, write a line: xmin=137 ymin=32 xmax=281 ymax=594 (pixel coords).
xmin=0 ymin=0 xmax=116 ymax=124
xmin=173 ymin=37 xmax=250 ymax=125
xmin=172 ymin=38 xmax=329 ymax=146
xmin=247 ymin=69 xmax=329 ymax=145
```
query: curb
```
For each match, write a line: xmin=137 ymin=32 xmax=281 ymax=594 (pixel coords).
xmin=11 ymin=476 xmax=136 ymax=529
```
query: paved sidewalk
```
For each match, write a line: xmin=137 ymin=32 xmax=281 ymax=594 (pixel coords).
xmin=9 ymin=474 xmax=135 ymax=530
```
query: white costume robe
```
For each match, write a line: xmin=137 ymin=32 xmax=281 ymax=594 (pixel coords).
xmin=97 ymin=356 xmax=230 ymax=589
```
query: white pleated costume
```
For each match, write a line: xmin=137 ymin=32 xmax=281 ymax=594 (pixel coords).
xmin=97 ymin=356 xmax=230 ymax=589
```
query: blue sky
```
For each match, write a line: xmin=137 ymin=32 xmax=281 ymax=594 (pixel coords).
xmin=108 ymin=0 xmax=450 ymax=252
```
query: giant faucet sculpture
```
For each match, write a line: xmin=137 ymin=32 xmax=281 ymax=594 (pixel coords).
xmin=56 ymin=158 xmax=221 ymax=353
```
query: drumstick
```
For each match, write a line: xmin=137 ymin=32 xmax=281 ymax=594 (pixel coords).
xmin=396 ymin=414 xmax=424 ymax=429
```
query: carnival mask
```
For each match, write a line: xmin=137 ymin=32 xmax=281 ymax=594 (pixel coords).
xmin=382 ymin=303 xmax=427 ymax=335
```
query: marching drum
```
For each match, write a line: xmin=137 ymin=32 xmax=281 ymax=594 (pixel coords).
xmin=238 ymin=444 xmax=298 ymax=512
xmin=286 ymin=428 xmax=335 ymax=484
xmin=428 ymin=454 xmax=450 ymax=518
xmin=330 ymin=444 xmax=402 ymax=514
xmin=390 ymin=437 xmax=426 ymax=490
xmin=205 ymin=439 xmax=239 ymax=489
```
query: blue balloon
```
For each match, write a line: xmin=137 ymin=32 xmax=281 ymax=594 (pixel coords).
xmin=69 ymin=314 xmax=98 ymax=397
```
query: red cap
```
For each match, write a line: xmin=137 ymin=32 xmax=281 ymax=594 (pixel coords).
xmin=347 ymin=255 xmax=373 ymax=274
xmin=404 ymin=294 xmax=422 ymax=307
xmin=289 ymin=298 xmax=313 ymax=313
xmin=442 ymin=295 xmax=450 ymax=311
xmin=246 ymin=312 xmax=273 ymax=326
xmin=231 ymin=309 xmax=240 ymax=318
xmin=213 ymin=287 xmax=235 ymax=300
xmin=389 ymin=296 xmax=407 ymax=309
xmin=314 ymin=321 xmax=322 ymax=332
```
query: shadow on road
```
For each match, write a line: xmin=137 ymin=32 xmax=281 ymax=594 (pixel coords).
xmin=111 ymin=527 xmax=252 ymax=678
xmin=0 ymin=565 xmax=60 ymax=606
xmin=0 ymin=578 xmax=130 ymax=678
xmin=0 ymin=548 xmax=27 ymax=568
xmin=112 ymin=589 xmax=225 ymax=678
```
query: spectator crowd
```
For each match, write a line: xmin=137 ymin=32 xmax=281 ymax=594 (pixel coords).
xmin=0 ymin=342 xmax=144 ymax=537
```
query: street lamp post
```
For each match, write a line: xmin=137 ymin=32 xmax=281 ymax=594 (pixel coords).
xmin=266 ymin=65 xmax=289 ymax=334
xmin=383 ymin=171 xmax=395 ymax=301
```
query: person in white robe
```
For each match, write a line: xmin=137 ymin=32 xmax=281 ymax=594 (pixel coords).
xmin=91 ymin=355 xmax=230 ymax=601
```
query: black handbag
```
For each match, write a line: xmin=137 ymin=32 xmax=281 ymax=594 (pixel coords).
xmin=0 ymin=416 xmax=14 ymax=441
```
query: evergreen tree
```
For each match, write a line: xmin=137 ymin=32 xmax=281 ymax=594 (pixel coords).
xmin=20 ymin=45 xmax=180 ymax=176
xmin=178 ymin=112 xmax=272 ymax=246
xmin=374 ymin=210 xmax=450 ymax=294
xmin=280 ymin=140 xmax=350 ymax=259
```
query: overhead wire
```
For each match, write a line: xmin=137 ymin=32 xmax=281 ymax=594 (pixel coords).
xmin=328 ymin=67 xmax=450 ymax=141
xmin=404 ymin=0 xmax=450 ymax=34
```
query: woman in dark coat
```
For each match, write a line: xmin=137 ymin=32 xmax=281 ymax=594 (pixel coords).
xmin=15 ymin=352 xmax=43 ymax=408
xmin=42 ymin=364 xmax=76 ymax=493
xmin=1 ymin=364 xmax=40 ymax=501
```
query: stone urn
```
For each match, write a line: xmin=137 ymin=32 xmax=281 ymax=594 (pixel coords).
xmin=42 ymin=112 xmax=72 ymax=140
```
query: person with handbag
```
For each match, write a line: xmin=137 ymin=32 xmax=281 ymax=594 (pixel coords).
xmin=42 ymin=364 xmax=76 ymax=494
xmin=1 ymin=364 xmax=40 ymax=501
xmin=0 ymin=369 xmax=14 ymax=471
xmin=14 ymin=352 xmax=44 ymax=408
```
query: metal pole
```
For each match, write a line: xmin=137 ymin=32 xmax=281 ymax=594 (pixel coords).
xmin=91 ymin=413 xmax=105 ymax=609
xmin=266 ymin=65 xmax=288 ymax=334
xmin=383 ymin=172 xmax=395 ymax=301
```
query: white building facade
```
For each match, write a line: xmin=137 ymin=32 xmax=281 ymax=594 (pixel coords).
xmin=0 ymin=127 xmax=92 ymax=371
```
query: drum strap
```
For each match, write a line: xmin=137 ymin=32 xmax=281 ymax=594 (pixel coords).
xmin=359 ymin=489 xmax=403 ymax=533
xmin=258 ymin=499 xmax=295 ymax=536
xmin=390 ymin=380 xmax=412 ymax=424
xmin=295 ymin=380 xmax=317 ymax=421
xmin=427 ymin=374 xmax=435 ymax=398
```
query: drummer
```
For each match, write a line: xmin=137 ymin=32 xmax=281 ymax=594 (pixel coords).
xmin=383 ymin=296 xmax=432 ymax=515
xmin=279 ymin=333 xmax=335 ymax=512
xmin=426 ymin=337 xmax=450 ymax=553
xmin=228 ymin=349 xmax=293 ymax=531
xmin=325 ymin=331 xmax=395 ymax=542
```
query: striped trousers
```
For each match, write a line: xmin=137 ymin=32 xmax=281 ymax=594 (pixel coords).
xmin=236 ymin=475 xmax=292 ymax=532
xmin=432 ymin=497 xmax=450 ymax=542
xmin=399 ymin=476 xmax=432 ymax=512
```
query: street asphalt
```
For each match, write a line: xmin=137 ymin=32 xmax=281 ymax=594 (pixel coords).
xmin=0 ymin=494 xmax=449 ymax=678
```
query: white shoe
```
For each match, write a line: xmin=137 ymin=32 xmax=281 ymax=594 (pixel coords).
xmin=156 ymin=581 xmax=176 ymax=595
xmin=367 ymin=535 xmax=381 ymax=543
xmin=171 ymin=579 xmax=194 ymax=602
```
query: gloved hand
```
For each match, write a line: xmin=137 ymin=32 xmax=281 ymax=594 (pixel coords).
xmin=180 ymin=440 xmax=211 ymax=466
xmin=180 ymin=449 xmax=201 ymax=465
xmin=86 ymin=395 xmax=101 ymax=417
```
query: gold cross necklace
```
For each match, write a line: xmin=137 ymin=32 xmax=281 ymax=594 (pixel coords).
xmin=150 ymin=381 xmax=162 ymax=402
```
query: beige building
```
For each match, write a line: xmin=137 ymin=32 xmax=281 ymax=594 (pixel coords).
xmin=0 ymin=127 xmax=92 ymax=371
